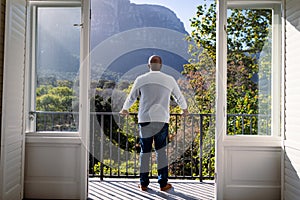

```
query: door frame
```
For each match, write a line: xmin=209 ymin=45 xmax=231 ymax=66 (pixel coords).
xmin=79 ymin=0 xmax=90 ymax=198
xmin=215 ymin=0 xmax=227 ymax=199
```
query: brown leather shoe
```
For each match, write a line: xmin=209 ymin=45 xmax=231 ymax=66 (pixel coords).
xmin=138 ymin=184 xmax=148 ymax=191
xmin=160 ymin=183 xmax=172 ymax=191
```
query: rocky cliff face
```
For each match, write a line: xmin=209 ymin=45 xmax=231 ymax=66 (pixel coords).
xmin=91 ymin=0 xmax=187 ymax=48
xmin=38 ymin=0 xmax=189 ymax=80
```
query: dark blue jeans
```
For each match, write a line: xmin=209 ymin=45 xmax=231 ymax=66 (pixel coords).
xmin=139 ymin=122 xmax=169 ymax=188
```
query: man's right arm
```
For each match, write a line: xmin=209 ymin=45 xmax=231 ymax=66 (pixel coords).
xmin=120 ymin=79 xmax=140 ymax=115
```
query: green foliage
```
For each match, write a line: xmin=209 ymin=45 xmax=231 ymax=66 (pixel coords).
xmin=93 ymin=80 xmax=138 ymax=153
xmin=167 ymin=114 xmax=215 ymax=179
xmin=188 ymin=2 xmax=217 ymax=60
xmin=35 ymin=81 xmax=78 ymax=131
xmin=186 ymin=0 xmax=272 ymax=132
xmin=188 ymin=1 xmax=271 ymax=61
xmin=36 ymin=84 xmax=77 ymax=112
xmin=57 ymin=80 xmax=73 ymax=88
xmin=93 ymin=160 xmax=157 ymax=176
xmin=180 ymin=50 xmax=216 ymax=114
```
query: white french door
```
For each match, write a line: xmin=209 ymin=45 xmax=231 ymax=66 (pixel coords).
xmin=216 ymin=1 xmax=282 ymax=200
xmin=0 ymin=0 xmax=27 ymax=199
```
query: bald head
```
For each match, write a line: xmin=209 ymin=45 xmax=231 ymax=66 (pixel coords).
xmin=148 ymin=55 xmax=162 ymax=71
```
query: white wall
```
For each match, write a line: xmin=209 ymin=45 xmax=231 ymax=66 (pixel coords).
xmin=284 ymin=0 xmax=300 ymax=199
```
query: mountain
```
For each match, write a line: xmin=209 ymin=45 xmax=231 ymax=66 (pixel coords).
xmin=91 ymin=0 xmax=190 ymax=79
xmin=38 ymin=0 xmax=190 ymax=81
xmin=91 ymin=0 xmax=188 ymax=46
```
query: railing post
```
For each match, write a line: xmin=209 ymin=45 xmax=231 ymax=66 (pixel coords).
xmin=51 ymin=113 xmax=54 ymax=131
xmin=109 ymin=114 xmax=113 ymax=177
xmin=183 ymin=115 xmax=186 ymax=178
xmin=199 ymin=114 xmax=203 ymax=182
xmin=117 ymin=115 xmax=121 ymax=177
xmin=91 ymin=113 xmax=95 ymax=177
xmin=100 ymin=114 xmax=104 ymax=181
xmin=191 ymin=115 xmax=194 ymax=178
xmin=175 ymin=114 xmax=178 ymax=178
xmin=134 ymin=117 xmax=138 ymax=176
xmin=209 ymin=114 xmax=213 ymax=178
xmin=126 ymin=115 xmax=129 ymax=176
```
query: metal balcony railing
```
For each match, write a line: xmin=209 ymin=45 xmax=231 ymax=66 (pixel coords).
xmin=32 ymin=111 xmax=270 ymax=181
xmin=88 ymin=112 xmax=215 ymax=181
xmin=32 ymin=111 xmax=79 ymax=132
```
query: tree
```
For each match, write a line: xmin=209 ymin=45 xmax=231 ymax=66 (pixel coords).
xmin=186 ymin=0 xmax=272 ymax=131
xmin=35 ymin=82 xmax=78 ymax=131
xmin=36 ymin=85 xmax=77 ymax=112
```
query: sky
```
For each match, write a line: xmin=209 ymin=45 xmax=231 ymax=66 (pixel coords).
xmin=130 ymin=0 xmax=205 ymax=33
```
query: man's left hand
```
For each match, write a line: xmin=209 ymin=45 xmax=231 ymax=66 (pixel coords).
xmin=119 ymin=109 xmax=129 ymax=116
xmin=182 ymin=109 xmax=189 ymax=117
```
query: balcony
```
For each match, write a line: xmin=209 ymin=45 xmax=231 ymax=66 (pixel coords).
xmin=34 ymin=111 xmax=266 ymax=177
xmin=32 ymin=111 xmax=268 ymax=199
xmin=88 ymin=178 xmax=215 ymax=200
xmin=34 ymin=112 xmax=216 ymax=179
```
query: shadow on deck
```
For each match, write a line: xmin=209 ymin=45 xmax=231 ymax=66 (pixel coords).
xmin=88 ymin=178 xmax=215 ymax=200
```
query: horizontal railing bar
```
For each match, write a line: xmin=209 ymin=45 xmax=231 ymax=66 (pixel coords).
xmin=32 ymin=111 xmax=269 ymax=118
xmin=89 ymin=175 xmax=214 ymax=180
xmin=32 ymin=111 xmax=213 ymax=116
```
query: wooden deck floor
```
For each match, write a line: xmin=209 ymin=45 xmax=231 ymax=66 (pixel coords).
xmin=88 ymin=178 xmax=215 ymax=200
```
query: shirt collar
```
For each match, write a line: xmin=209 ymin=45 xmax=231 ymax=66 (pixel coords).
xmin=149 ymin=70 xmax=161 ymax=73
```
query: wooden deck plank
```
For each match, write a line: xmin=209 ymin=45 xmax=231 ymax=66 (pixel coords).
xmin=88 ymin=178 xmax=215 ymax=200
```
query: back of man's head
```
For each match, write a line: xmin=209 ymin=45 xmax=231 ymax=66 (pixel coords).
xmin=148 ymin=55 xmax=162 ymax=71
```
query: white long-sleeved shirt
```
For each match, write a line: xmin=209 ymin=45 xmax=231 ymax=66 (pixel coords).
xmin=122 ymin=71 xmax=187 ymax=123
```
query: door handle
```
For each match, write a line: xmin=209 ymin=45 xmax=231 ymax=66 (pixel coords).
xmin=73 ymin=23 xmax=83 ymax=27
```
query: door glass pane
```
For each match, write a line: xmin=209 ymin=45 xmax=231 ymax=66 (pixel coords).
xmin=89 ymin=0 xmax=216 ymax=184
xmin=35 ymin=7 xmax=81 ymax=132
xmin=226 ymin=8 xmax=272 ymax=135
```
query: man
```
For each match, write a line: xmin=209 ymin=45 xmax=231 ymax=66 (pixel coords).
xmin=119 ymin=55 xmax=188 ymax=192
